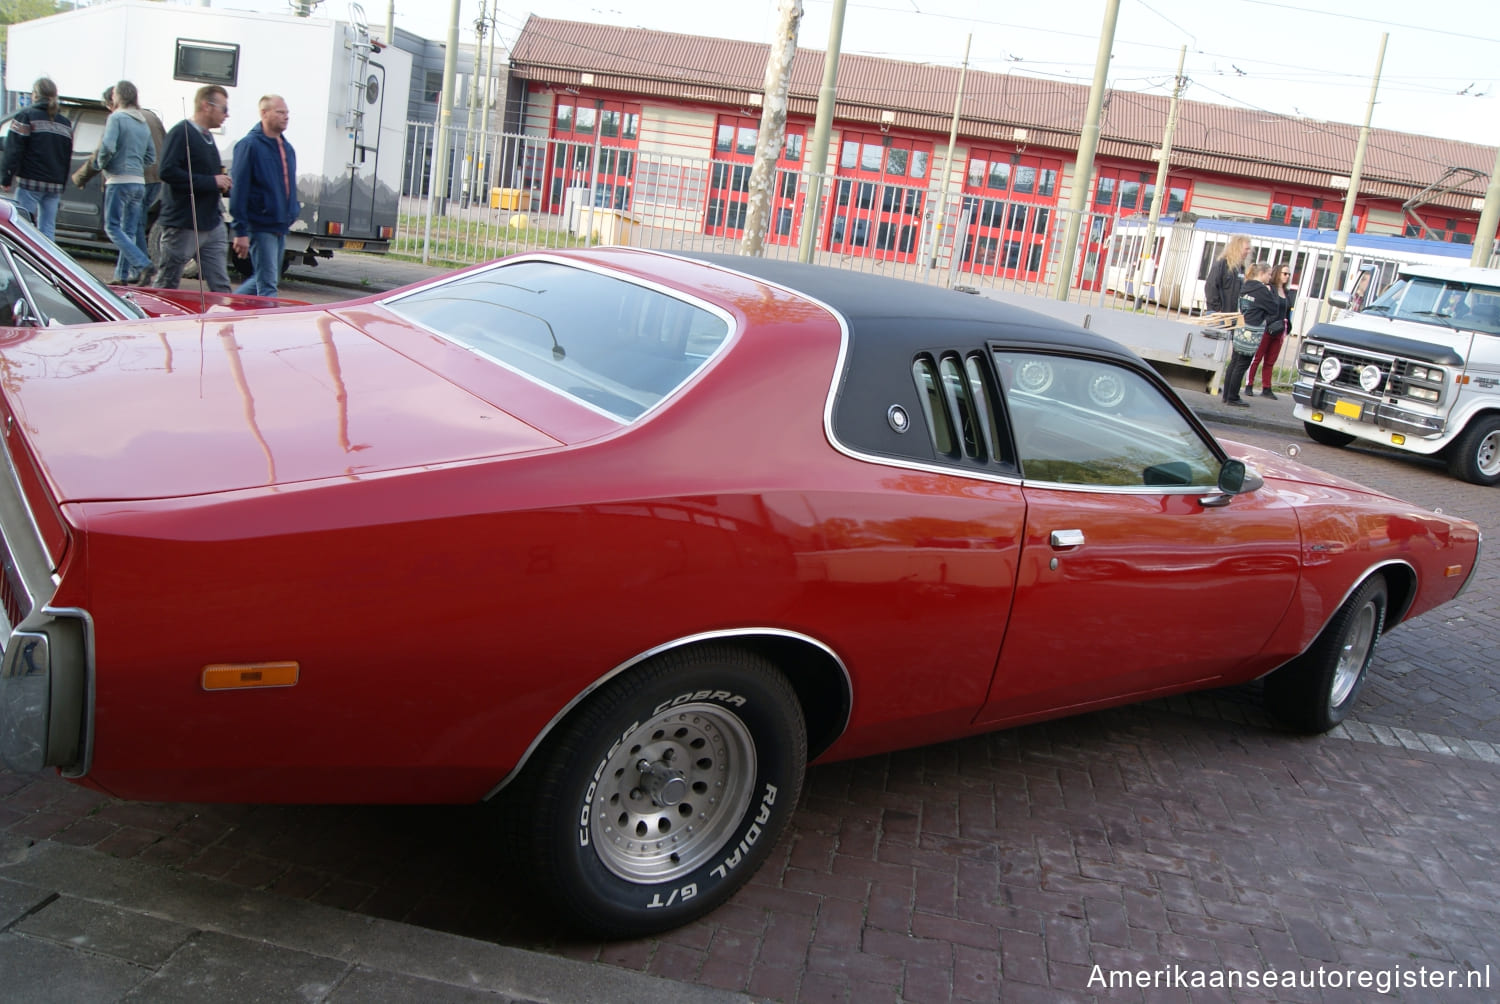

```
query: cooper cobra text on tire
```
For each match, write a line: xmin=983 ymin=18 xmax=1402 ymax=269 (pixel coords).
xmin=1264 ymin=575 xmax=1387 ymax=733
xmin=508 ymin=645 xmax=806 ymax=938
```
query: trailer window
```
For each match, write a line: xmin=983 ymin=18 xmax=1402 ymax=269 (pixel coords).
xmin=175 ymin=39 xmax=239 ymax=87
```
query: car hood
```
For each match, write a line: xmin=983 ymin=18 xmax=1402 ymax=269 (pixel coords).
xmin=1221 ymin=439 xmax=1395 ymax=499
xmin=0 ymin=310 xmax=561 ymax=502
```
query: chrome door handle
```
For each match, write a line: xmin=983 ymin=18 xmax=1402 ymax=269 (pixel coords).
xmin=1049 ymin=529 xmax=1085 ymax=548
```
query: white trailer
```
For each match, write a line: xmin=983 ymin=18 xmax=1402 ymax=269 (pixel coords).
xmin=5 ymin=0 xmax=412 ymax=265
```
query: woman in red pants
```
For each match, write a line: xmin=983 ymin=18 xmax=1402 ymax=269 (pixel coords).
xmin=1246 ymin=263 xmax=1295 ymax=398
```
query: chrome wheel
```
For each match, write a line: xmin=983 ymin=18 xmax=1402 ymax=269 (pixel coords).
xmin=1264 ymin=575 xmax=1387 ymax=733
xmin=1329 ymin=597 xmax=1379 ymax=707
xmin=589 ymin=702 xmax=756 ymax=883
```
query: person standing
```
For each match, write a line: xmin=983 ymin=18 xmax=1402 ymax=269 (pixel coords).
xmin=1204 ymin=234 xmax=1250 ymax=316
xmin=1245 ymin=262 xmax=1296 ymax=399
xmin=156 ymin=85 xmax=233 ymax=292
xmin=92 ymin=81 xmax=156 ymax=285
xmin=1226 ymin=263 xmax=1275 ymax=407
xmin=1 ymin=78 xmax=75 ymax=239
xmin=229 ymin=94 xmax=298 ymax=297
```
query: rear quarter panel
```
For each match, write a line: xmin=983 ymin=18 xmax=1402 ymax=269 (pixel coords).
xmin=65 ymin=286 xmax=1023 ymax=803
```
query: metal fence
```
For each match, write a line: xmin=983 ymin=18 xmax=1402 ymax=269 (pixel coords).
xmin=397 ymin=121 xmax=1161 ymax=310
xmin=394 ymin=121 xmax=1500 ymax=388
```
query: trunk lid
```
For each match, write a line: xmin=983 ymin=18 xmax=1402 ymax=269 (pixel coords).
xmin=0 ymin=310 xmax=562 ymax=502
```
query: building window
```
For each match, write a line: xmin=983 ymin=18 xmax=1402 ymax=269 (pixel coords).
xmin=174 ymin=39 xmax=239 ymax=87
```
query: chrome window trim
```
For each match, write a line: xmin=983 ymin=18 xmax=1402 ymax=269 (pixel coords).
xmin=378 ymin=253 xmax=740 ymax=426
xmin=483 ymin=627 xmax=852 ymax=801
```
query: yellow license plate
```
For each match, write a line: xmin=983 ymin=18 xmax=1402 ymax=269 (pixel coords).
xmin=1333 ymin=399 xmax=1363 ymax=420
xmin=341 ymin=240 xmax=365 ymax=250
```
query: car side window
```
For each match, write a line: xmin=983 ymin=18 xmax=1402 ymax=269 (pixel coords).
xmin=10 ymin=252 xmax=94 ymax=326
xmin=0 ymin=247 xmax=22 ymax=326
xmin=993 ymin=350 xmax=1220 ymax=488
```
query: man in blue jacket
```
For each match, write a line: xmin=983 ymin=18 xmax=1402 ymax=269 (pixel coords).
xmin=229 ymin=95 xmax=298 ymax=297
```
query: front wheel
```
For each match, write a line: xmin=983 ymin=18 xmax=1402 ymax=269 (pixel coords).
xmin=1264 ymin=575 xmax=1387 ymax=733
xmin=1446 ymin=414 xmax=1500 ymax=486
xmin=1303 ymin=421 xmax=1355 ymax=448
xmin=508 ymin=645 xmax=806 ymax=938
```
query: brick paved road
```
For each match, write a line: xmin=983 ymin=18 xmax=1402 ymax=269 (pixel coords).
xmin=4 ymin=421 xmax=1499 ymax=1002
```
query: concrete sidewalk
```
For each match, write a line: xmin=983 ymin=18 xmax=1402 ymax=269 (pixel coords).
xmin=0 ymin=834 xmax=749 ymax=1004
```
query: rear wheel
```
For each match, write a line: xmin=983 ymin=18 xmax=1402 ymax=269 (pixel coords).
xmin=506 ymin=645 xmax=806 ymax=938
xmin=1265 ymin=576 xmax=1387 ymax=733
xmin=1445 ymin=415 xmax=1500 ymax=486
xmin=1303 ymin=421 xmax=1355 ymax=449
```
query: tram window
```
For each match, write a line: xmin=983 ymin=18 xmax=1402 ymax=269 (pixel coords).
xmin=1199 ymin=240 xmax=1223 ymax=280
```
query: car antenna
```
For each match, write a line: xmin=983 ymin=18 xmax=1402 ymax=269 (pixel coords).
xmin=180 ymin=97 xmax=208 ymax=314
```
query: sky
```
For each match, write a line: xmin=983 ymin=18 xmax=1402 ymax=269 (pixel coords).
xmin=209 ymin=0 xmax=1500 ymax=147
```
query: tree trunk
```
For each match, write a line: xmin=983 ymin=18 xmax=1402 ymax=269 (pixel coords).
xmin=741 ymin=0 xmax=803 ymax=257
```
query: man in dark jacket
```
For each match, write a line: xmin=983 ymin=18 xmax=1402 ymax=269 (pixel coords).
xmin=229 ymin=95 xmax=298 ymax=297
xmin=156 ymin=85 xmax=233 ymax=292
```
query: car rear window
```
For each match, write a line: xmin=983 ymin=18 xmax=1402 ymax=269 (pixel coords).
xmin=385 ymin=259 xmax=733 ymax=421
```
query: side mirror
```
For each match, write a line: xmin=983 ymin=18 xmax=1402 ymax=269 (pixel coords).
xmin=13 ymin=297 xmax=39 ymax=327
xmin=1327 ymin=290 xmax=1352 ymax=310
xmin=1218 ymin=458 xmax=1263 ymax=495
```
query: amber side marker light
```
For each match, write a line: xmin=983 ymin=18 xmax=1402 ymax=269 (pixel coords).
xmin=1446 ymin=565 xmax=1465 ymax=578
xmin=202 ymin=662 xmax=300 ymax=691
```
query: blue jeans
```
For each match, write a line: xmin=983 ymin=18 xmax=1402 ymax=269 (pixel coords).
xmin=13 ymin=187 xmax=60 ymax=240
xmin=234 ymin=231 xmax=285 ymax=297
xmin=137 ymin=181 xmax=160 ymax=269
xmin=103 ymin=182 xmax=152 ymax=278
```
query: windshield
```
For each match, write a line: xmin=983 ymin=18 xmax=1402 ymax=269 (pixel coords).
xmin=6 ymin=208 xmax=148 ymax=320
xmin=385 ymin=260 xmax=733 ymax=421
xmin=1362 ymin=277 xmax=1500 ymax=335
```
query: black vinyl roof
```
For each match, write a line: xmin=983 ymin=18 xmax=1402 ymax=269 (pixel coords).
xmin=680 ymin=253 xmax=1156 ymax=472
xmin=680 ymin=252 xmax=1138 ymax=362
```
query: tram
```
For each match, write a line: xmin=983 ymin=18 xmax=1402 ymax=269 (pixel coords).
xmin=1103 ymin=215 xmax=1474 ymax=335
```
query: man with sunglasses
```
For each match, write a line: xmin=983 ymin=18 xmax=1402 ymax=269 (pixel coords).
xmin=156 ymin=85 xmax=233 ymax=292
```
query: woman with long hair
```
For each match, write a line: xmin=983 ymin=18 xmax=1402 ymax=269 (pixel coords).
xmin=1205 ymin=234 xmax=1250 ymax=316
xmin=1 ymin=78 xmax=75 ymax=239
xmin=1245 ymin=261 xmax=1296 ymax=398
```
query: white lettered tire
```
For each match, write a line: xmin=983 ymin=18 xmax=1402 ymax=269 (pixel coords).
xmin=509 ymin=645 xmax=806 ymax=937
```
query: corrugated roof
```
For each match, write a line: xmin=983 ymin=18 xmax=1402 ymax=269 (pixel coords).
xmin=510 ymin=16 xmax=1494 ymax=211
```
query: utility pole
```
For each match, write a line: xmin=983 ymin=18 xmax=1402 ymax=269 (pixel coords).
xmin=385 ymin=0 xmax=394 ymax=44
xmin=1471 ymin=143 xmax=1500 ymax=268
xmin=1321 ymin=32 xmax=1387 ymax=323
xmin=463 ymin=0 xmax=488 ymax=203
xmin=1136 ymin=44 xmax=1186 ymax=306
xmin=928 ymin=34 xmax=971 ymax=270
xmin=482 ymin=4 xmax=499 ymax=134
xmin=1051 ymin=0 xmax=1120 ymax=300
xmin=797 ymin=0 xmax=848 ymax=264
xmin=742 ymin=0 xmax=803 ymax=257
